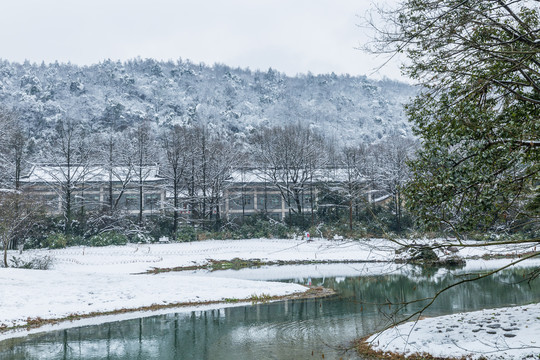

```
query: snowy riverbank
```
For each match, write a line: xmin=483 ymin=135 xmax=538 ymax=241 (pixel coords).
xmin=1 ymin=237 xmax=538 ymax=352
xmin=365 ymin=302 xmax=540 ymax=360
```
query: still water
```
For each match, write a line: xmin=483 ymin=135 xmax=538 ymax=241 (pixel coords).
xmin=1 ymin=262 xmax=539 ymax=359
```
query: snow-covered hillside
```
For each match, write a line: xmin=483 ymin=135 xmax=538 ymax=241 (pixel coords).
xmin=0 ymin=58 xmax=415 ymax=144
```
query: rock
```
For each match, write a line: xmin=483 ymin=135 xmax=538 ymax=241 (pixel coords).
xmin=487 ymin=324 xmax=501 ymax=329
xmin=487 ymin=330 xmax=497 ymax=335
xmin=503 ymin=333 xmax=516 ymax=338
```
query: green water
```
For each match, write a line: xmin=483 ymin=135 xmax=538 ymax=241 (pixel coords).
xmin=1 ymin=264 xmax=539 ymax=359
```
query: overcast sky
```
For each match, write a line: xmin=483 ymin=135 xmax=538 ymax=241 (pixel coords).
xmin=0 ymin=0 xmax=404 ymax=80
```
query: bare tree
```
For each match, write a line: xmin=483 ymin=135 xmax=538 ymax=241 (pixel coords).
xmin=96 ymin=131 xmax=137 ymax=215
xmin=0 ymin=190 xmax=41 ymax=267
xmin=0 ymin=108 xmax=31 ymax=190
xmin=205 ymin=132 xmax=245 ymax=229
xmin=339 ymin=144 xmax=370 ymax=231
xmin=160 ymin=125 xmax=190 ymax=236
xmin=372 ymin=135 xmax=416 ymax=232
xmin=131 ymin=121 xmax=157 ymax=225
xmin=251 ymin=123 xmax=328 ymax=220
xmin=40 ymin=118 xmax=95 ymax=235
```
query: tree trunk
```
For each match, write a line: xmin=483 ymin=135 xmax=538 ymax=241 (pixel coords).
xmin=137 ymin=160 xmax=143 ymax=225
xmin=3 ymin=238 xmax=8 ymax=268
xmin=173 ymin=169 xmax=179 ymax=236
xmin=349 ymin=198 xmax=353 ymax=231
xmin=108 ymin=138 xmax=114 ymax=213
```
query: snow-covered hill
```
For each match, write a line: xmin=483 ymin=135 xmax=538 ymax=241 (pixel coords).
xmin=0 ymin=58 xmax=415 ymax=144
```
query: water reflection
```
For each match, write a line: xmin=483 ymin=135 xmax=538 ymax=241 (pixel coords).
xmin=1 ymin=265 xmax=539 ymax=359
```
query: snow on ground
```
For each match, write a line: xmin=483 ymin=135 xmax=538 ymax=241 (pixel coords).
xmin=9 ymin=237 xmax=537 ymax=275
xmin=41 ymin=238 xmax=398 ymax=274
xmin=368 ymin=303 xmax=540 ymax=360
xmin=0 ymin=268 xmax=306 ymax=329
xmin=1 ymin=237 xmax=538 ymax=355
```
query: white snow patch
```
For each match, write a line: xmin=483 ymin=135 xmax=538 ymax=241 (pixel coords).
xmin=368 ymin=303 xmax=540 ymax=360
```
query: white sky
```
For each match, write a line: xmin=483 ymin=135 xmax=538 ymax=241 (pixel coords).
xmin=0 ymin=0 xmax=404 ymax=80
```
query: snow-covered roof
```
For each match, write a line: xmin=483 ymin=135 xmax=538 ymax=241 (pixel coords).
xmin=0 ymin=188 xmax=20 ymax=193
xmin=20 ymin=165 xmax=164 ymax=184
xmin=373 ymin=194 xmax=391 ymax=203
xmin=227 ymin=168 xmax=367 ymax=184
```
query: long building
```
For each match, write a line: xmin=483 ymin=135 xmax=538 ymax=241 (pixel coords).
xmin=19 ymin=165 xmax=166 ymax=215
xmin=20 ymin=165 xmax=389 ymax=222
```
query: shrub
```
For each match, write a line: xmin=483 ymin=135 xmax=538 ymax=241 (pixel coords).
xmin=177 ymin=225 xmax=197 ymax=242
xmin=67 ymin=235 xmax=87 ymax=247
xmin=44 ymin=233 xmax=68 ymax=249
xmin=10 ymin=255 xmax=54 ymax=270
xmin=89 ymin=232 xmax=128 ymax=247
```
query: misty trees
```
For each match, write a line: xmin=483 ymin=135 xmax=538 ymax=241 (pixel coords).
xmin=0 ymin=58 xmax=413 ymax=156
xmin=370 ymin=0 xmax=539 ymax=237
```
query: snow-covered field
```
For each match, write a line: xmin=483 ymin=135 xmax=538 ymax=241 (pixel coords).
xmin=8 ymin=237 xmax=536 ymax=275
xmin=1 ymin=237 xmax=538 ymax=359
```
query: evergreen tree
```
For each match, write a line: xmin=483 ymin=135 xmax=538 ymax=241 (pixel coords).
xmin=371 ymin=0 xmax=540 ymax=237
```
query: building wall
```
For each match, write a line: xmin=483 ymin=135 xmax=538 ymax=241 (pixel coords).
xmin=22 ymin=183 xmax=166 ymax=215
xmin=224 ymin=184 xmax=317 ymax=221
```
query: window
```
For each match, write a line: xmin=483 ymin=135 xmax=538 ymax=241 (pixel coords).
xmin=85 ymin=194 xmax=101 ymax=211
xmin=242 ymin=195 xmax=254 ymax=209
xmin=124 ymin=194 xmax=139 ymax=210
xmin=144 ymin=193 xmax=161 ymax=211
xmin=268 ymin=194 xmax=282 ymax=209
xmin=229 ymin=194 xmax=254 ymax=210
xmin=302 ymin=194 xmax=313 ymax=206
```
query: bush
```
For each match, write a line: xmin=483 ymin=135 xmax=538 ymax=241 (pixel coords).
xmin=44 ymin=233 xmax=69 ymax=249
xmin=408 ymin=245 xmax=439 ymax=265
xmin=177 ymin=225 xmax=197 ymax=242
xmin=89 ymin=232 xmax=128 ymax=247
xmin=10 ymin=255 xmax=54 ymax=270
xmin=145 ymin=215 xmax=175 ymax=239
